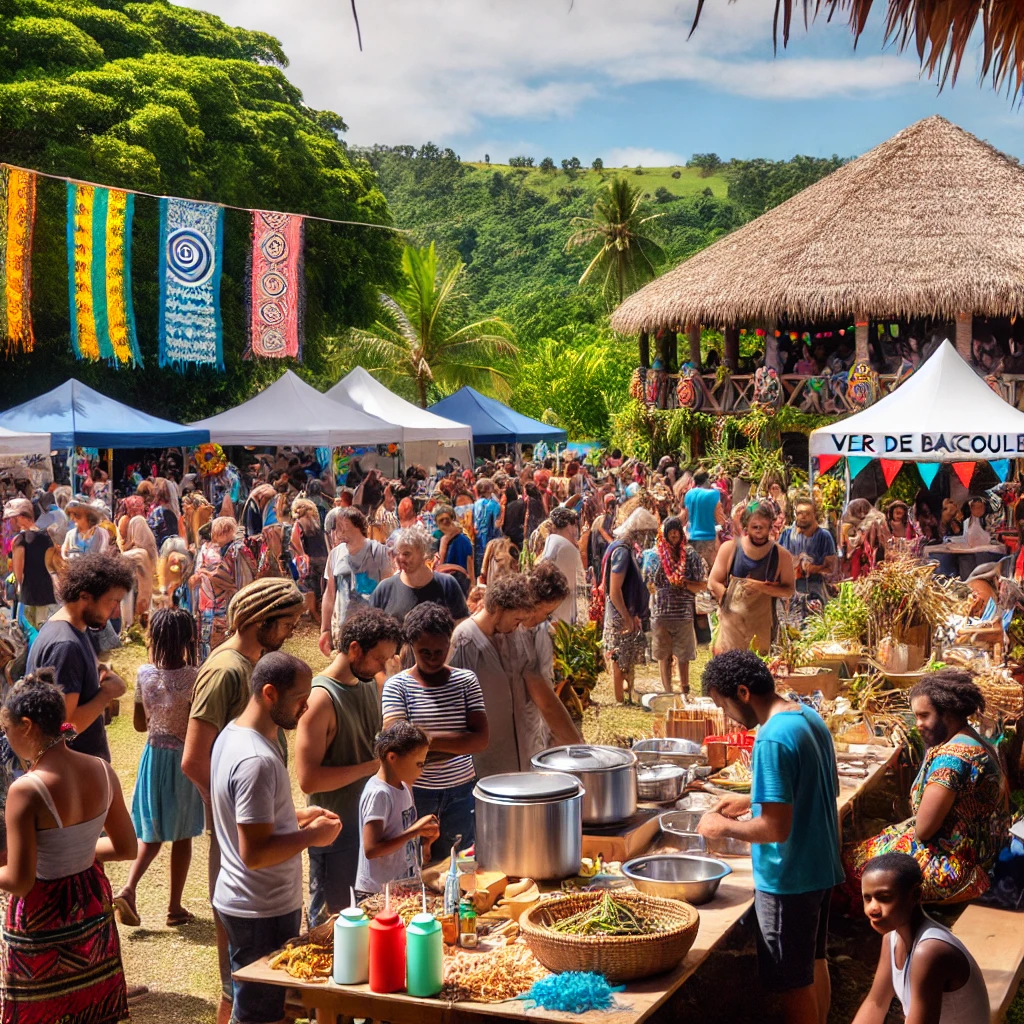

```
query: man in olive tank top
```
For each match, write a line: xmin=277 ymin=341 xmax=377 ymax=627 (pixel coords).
xmin=295 ymin=608 xmax=403 ymax=925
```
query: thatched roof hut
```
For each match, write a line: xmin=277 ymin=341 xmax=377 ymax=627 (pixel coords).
xmin=610 ymin=117 xmax=1024 ymax=354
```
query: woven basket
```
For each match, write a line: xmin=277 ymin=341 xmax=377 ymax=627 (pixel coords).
xmin=519 ymin=891 xmax=699 ymax=983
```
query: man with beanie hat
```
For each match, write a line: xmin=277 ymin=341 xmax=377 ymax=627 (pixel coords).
xmin=181 ymin=577 xmax=303 ymax=1024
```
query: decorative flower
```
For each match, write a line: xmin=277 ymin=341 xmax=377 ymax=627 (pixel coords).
xmin=196 ymin=443 xmax=228 ymax=477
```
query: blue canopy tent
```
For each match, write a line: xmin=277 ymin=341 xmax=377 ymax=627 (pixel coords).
xmin=428 ymin=387 xmax=567 ymax=446
xmin=0 ymin=379 xmax=210 ymax=448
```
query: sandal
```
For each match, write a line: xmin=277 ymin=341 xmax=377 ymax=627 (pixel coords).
xmin=166 ymin=909 xmax=195 ymax=927
xmin=113 ymin=892 xmax=140 ymax=928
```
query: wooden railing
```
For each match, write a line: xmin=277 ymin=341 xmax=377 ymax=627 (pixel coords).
xmin=640 ymin=371 xmax=1024 ymax=415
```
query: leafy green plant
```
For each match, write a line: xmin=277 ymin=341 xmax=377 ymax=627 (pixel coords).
xmin=553 ymin=620 xmax=603 ymax=718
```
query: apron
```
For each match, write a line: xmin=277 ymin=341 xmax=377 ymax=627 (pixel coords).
xmin=715 ymin=543 xmax=779 ymax=656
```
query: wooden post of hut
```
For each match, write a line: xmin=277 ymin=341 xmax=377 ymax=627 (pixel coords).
xmin=855 ymin=320 xmax=870 ymax=363
xmin=638 ymin=329 xmax=650 ymax=368
xmin=686 ymin=323 xmax=702 ymax=369
xmin=723 ymin=326 xmax=740 ymax=370
xmin=955 ymin=313 xmax=973 ymax=361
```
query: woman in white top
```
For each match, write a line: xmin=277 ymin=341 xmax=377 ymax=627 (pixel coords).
xmin=0 ymin=672 xmax=137 ymax=1024
xmin=853 ymin=852 xmax=989 ymax=1024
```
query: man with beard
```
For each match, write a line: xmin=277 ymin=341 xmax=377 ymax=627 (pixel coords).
xmin=182 ymin=577 xmax=303 ymax=1024
xmin=697 ymin=650 xmax=842 ymax=1024
xmin=296 ymin=609 xmax=404 ymax=925
xmin=210 ymin=652 xmax=341 ymax=1024
xmin=26 ymin=553 xmax=134 ymax=761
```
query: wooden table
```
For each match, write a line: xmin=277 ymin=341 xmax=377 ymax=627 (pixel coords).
xmin=235 ymin=860 xmax=756 ymax=1024
xmin=835 ymin=743 xmax=904 ymax=843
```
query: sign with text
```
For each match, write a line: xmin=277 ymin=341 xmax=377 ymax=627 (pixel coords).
xmin=814 ymin=432 xmax=1024 ymax=460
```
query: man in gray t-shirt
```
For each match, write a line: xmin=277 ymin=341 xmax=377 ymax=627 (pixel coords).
xmin=210 ymin=652 xmax=340 ymax=1024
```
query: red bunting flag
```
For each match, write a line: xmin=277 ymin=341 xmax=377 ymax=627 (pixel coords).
xmin=880 ymin=460 xmax=902 ymax=487
xmin=816 ymin=454 xmax=841 ymax=475
xmin=952 ymin=462 xmax=977 ymax=489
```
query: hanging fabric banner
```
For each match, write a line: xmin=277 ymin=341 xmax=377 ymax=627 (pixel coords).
xmin=66 ymin=183 xmax=141 ymax=366
xmin=991 ymin=459 xmax=1011 ymax=483
xmin=847 ymin=456 xmax=872 ymax=481
xmin=952 ymin=462 xmax=977 ymax=489
xmin=916 ymin=462 xmax=941 ymax=488
xmin=158 ymin=197 xmax=224 ymax=370
xmin=247 ymin=211 xmax=303 ymax=359
xmin=880 ymin=459 xmax=902 ymax=488
xmin=816 ymin=454 xmax=841 ymax=475
xmin=0 ymin=167 xmax=37 ymax=354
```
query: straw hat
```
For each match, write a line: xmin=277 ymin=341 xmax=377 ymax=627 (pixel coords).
xmin=614 ymin=507 xmax=660 ymax=538
xmin=66 ymin=499 xmax=104 ymax=523
xmin=2 ymin=497 xmax=34 ymax=521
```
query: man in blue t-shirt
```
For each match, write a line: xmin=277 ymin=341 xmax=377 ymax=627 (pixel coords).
xmin=698 ymin=650 xmax=843 ymax=1024
xmin=682 ymin=471 xmax=725 ymax=568
xmin=472 ymin=479 xmax=503 ymax=569
xmin=779 ymin=496 xmax=837 ymax=617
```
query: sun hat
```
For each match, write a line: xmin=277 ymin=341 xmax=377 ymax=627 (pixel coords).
xmin=2 ymin=497 xmax=34 ymax=521
xmin=614 ymin=507 xmax=660 ymax=538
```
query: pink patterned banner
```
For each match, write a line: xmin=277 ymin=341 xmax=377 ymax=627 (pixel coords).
xmin=248 ymin=210 xmax=303 ymax=359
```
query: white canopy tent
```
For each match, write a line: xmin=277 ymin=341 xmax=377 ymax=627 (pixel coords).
xmin=0 ymin=425 xmax=50 ymax=456
xmin=810 ymin=340 xmax=1024 ymax=463
xmin=326 ymin=367 xmax=473 ymax=470
xmin=191 ymin=371 xmax=400 ymax=447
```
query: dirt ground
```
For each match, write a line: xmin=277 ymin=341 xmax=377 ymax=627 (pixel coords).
xmin=103 ymin=625 xmax=1023 ymax=1024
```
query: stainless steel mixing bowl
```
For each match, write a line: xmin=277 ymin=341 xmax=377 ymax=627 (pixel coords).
xmin=622 ymin=854 xmax=732 ymax=905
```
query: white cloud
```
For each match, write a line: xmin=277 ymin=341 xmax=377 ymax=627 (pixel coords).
xmin=605 ymin=147 xmax=686 ymax=168
xmin=181 ymin=0 xmax=930 ymax=146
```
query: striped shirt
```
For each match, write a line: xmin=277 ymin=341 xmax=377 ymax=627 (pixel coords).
xmin=381 ymin=669 xmax=486 ymax=790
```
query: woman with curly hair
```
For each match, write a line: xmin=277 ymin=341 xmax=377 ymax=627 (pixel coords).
xmin=845 ymin=669 xmax=1008 ymax=904
xmin=190 ymin=518 xmax=256 ymax=660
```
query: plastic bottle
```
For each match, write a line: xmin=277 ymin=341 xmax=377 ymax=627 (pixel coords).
xmin=368 ymin=884 xmax=406 ymax=993
xmin=406 ymin=912 xmax=443 ymax=997
xmin=458 ymin=897 xmax=478 ymax=948
xmin=333 ymin=887 xmax=370 ymax=985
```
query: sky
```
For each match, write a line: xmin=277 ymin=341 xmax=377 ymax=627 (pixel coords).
xmin=183 ymin=0 xmax=1023 ymax=165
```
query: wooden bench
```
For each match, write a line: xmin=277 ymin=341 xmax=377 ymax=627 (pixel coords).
xmin=951 ymin=904 xmax=1024 ymax=1022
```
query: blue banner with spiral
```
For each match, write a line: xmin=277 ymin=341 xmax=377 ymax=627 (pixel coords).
xmin=157 ymin=197 xmax=224 ymax=370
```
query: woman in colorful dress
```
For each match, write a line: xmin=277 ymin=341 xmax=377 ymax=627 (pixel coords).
xmin=190 ymin=517 xmax=256 ymax=660
xmin=885 ymin=500 xmax=920 ymax=557
xmin=61 ymin=499 xmax=110 ymax=561
xmin=846 ymin=669 xmax=1008 ymax=904
xmin=0 ymin=672 xmax=137 ymax=1024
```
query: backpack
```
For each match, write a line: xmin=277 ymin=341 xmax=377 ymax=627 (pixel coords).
xmin=600 ymin=540 xmax=648 ymax=620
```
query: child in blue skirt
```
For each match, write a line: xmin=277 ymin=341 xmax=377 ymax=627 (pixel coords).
xmin=114 ymin=607 xmax=204 ymax=927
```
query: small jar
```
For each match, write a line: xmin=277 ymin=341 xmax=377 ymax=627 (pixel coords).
xmin=440 ymin=913 xmax=459 ymax=946
xmin=458 ymin=898 xmax=477 ymax=948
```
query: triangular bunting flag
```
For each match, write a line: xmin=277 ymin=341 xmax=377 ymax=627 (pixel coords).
xmin=917 ymin=462 xmax=941 ymax=488
xmin=880 ymin=460 xmax=902 ymax=488
xmin=991 ymin=459 xmax=1011 ymax=483
xmin=952 ymin=462 xmax=977 ymax=489
xmin=848 ymin=456 xmax=872 ymax=481
xmin=816 ymin=454 xmax=841 ymax=475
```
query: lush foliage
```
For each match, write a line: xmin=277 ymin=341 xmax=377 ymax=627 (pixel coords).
xmin=0 ymin=0 xmax=400 ymax=418
xmin=343 ymin=242 xmax=515 ymax=407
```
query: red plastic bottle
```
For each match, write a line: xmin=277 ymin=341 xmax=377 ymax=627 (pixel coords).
xmin=368 ymin=909 xmax=406 ymax=993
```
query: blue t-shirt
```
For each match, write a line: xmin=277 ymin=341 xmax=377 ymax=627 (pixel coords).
xmin=472 ymin=497 xmax=501 ymax=561
xmin=444 ymin=532 xmax=474 ymax=572
xmin=749 ymin=706 xmax=843 ymax=895
xmin=778 ymin=526 xmax=836 ymax=582
xmin=684 ymin=487 xmax=720 ymax=542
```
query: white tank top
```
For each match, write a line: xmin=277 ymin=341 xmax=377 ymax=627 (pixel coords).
xmin=889 ymin=917 xmax=990 ymax=1024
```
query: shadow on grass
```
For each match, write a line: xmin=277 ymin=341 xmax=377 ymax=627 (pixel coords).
xmin=130 ymin=989 xmax=217 ymax=1024
xmin=124 ymin=916 xmax=217 ymax=947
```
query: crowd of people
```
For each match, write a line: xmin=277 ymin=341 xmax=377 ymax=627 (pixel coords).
xmin=0 ymin=444 xmax=1014 ymax=1024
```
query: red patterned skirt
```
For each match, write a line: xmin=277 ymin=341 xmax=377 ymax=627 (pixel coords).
xmin=2 ymin=862 xmax=128 ymax=1024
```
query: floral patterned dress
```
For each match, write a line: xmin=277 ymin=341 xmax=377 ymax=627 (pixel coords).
xmin=846 ymin=734 xmax=1007 ymax=904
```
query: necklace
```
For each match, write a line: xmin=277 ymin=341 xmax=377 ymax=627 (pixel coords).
xmin=26 ymin=735 xmax=65 ymax=771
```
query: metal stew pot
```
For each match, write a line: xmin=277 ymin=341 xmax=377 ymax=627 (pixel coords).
xmin=531 ymin=745 xmax=637 ymax=825
xmin=473 ymin=772 xmax=584 ymax=881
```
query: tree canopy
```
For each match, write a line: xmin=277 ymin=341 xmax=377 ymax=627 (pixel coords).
xmin=0 ymin=0 xmax=401 ymax=419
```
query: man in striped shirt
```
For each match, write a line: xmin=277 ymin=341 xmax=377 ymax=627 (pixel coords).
xmin=381 ymin=602 xmax=489 ymax=861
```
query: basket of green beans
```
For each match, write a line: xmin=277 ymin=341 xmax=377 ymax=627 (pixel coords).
xmin=520 ymin=891 xmax=700 ymax=982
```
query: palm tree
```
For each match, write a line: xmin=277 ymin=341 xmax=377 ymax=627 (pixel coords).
xmin=565 ymin=177 xmax=665 ymax=305
xmin=346 ymin=243 xmax=516 ymax=407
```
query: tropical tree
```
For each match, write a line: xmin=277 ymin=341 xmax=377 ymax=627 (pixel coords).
xmin=565 ymin=176 xmax=666 ymax=305
xmin=346 ymin=243 xmax=516 ymax=407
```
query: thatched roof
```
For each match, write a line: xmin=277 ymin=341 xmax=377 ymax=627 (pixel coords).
xmin=610 ymin=116 xmax=1024 ymax=334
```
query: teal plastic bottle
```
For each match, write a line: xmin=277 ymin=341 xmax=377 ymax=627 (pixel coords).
xmin=406 ymin=912 xmax=443 ymax=997
xmin=333 ymin=906 xmax=370 ymax=985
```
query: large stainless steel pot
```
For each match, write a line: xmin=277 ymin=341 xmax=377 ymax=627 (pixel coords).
xmin=531 ymin=745 xmax=637 ymax=825
xmin=474 ymin=772 xmax=584 ymax=881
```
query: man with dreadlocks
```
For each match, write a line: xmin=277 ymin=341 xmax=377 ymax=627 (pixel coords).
xmin=182 ymin=577 xmax=304 ymax=1024
xmin=114 ymin=607 xmax=204 ymax=930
